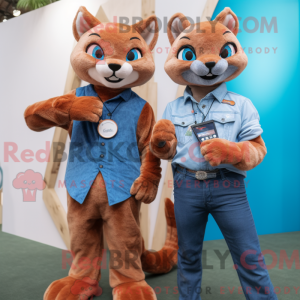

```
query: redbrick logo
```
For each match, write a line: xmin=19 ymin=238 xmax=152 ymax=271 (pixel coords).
xmin=12 ymin=170 xmax=46 ymax=202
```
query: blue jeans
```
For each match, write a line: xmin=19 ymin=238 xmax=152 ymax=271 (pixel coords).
xmin=174 ymin=167 xmax=278 ymax=300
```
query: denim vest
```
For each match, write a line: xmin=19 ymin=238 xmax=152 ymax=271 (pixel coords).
xmin=65 ymin=84 xmax=146 ymax=205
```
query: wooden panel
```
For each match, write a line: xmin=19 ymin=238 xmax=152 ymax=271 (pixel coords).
xmin=132 ymin=77 xmax=157 ymax=119
xmin=43 ymin=187 xmax=70 ymax=249
xmin=95 ymin=6 xmax=110 ymax=23
xmin=201 ymin=0 xmax=219 ymax=21
xmin=141 ymin=0 xmax=155 ymax=18
xmin=132 ymin=84 xmax=148 ymax=102
xmin=151 ymin=161 xmax=173 ymax=250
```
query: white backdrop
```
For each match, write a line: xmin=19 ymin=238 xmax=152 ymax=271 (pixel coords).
xmin=0 ymin=0 xmax=207 ymax=249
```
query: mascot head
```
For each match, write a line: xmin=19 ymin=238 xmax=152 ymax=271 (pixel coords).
xmin=164 ymin=7 xmax=248 ymax=87
xmin=71 ymin=7 xmax=158 ymax=89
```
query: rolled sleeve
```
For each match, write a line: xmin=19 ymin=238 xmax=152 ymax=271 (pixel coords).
xmin=238 ymin=98 xmax=263 ymax=142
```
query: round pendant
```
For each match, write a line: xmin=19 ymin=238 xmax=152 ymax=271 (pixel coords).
xmin=98 ymin=119 xmax=118 ymax=139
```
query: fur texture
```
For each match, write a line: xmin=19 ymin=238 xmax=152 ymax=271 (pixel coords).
xmin=149 ymin=119 xmax=177 ymax=160
xmin=71 ymin=6 xmax=158 ymax=89
xmin=131 ymin=103 xmax=161 ymax=204
xmin=164 ymin=8 xmax=247 ymax=87
xmin=141 ymin=198 xmax=178 ymax=274
xmin=200 ymin=136 xmax=267 ymax=170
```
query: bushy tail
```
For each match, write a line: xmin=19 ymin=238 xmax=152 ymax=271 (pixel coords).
xmin=141 ymin=198 xmax=178 ymax=274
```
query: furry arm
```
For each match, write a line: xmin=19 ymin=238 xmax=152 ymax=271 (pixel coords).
xmin=149 ymin=119 xmax=177 ymax=160
xmin=200 ymin=136 xmax=267 ymax=171
xmin=130 ymin=102 xmax=162 ymax=204
xmin=24 ymin=90 xmax=102 ymax=132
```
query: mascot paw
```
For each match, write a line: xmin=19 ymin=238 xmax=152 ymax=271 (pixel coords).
xmin=150 ymin=120 xmax=177 ymax=159
xmin=68 ymin=96 xmax=103 ymax=123
xmin=44 ymin=276 xmax=102 ymax=300
xmin=130 ymin=177 xmax=158 ymax=204
xmin=113 ymin=281 xmax=157 ymax=300
xmin=200 ymin=138 xmax=241 ymax=166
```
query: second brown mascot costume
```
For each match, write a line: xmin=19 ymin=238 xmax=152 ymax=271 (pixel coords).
xmin=24 ymin=7 xmax=178 ymax=300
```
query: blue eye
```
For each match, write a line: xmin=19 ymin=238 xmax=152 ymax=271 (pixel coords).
xmin=220 ymin=43 xmax=236 ymax=58
xmin=126 ymin=49 xmax=142 ymax=61
xmin=177 ymin=47 xmax=196 ymax=61
xmin=86 ymin=44 xmax=104 ymax=60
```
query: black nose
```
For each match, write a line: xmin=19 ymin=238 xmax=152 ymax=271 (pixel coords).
xmin=108 ymin=64 xmax=121 ymax=72
xmin=205 ymin=62 xmax=216 ymax=70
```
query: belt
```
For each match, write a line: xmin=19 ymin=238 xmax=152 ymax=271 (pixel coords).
xmin=176 ymin=166 xmax=222 ymax=180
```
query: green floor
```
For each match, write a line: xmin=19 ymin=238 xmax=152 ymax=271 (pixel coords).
xmin=0 ymin=225 xmax=299 ymax=299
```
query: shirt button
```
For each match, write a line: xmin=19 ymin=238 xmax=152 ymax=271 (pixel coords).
xmin=101 ymin=142 xmax=105 ymax=146
xmin=202 ymin=105 xmax=206 ymax=109
xmin=99 ymin=165 xmax=103 ymax=168
xmin=221 ymin=118 xmax=225 ymax=122
xmin=182 ymin=122 xmax=185 ymax=125
xmin=100 ymin=154 xmax=104 ymax=158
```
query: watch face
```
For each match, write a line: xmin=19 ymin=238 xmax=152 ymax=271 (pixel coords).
xmin=192 ymin=121 xmax=218 ymax=143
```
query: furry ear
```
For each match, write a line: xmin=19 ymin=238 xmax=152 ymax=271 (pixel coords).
xmin=132 ymin=15 xmax=159 ymax=51
xmin=214 ymin=7 xmax=239 ymax=36
xmin=167 ymin=13 xmax=191 ymax=45
xmin=73 ymin=6 xmax=101 ymax=41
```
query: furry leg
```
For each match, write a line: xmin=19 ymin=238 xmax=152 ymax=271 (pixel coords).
xmin=141 ymin=198 xmax=178 ymax=274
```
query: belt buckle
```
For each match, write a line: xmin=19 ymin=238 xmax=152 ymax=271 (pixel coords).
xmin=195 ymin=171 xmax=207 ymax=180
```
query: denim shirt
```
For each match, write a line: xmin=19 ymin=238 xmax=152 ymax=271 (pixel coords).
xmin=162 ymin=83 xmax=263 ymax=177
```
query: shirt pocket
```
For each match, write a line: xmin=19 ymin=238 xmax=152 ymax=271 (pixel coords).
xmin=172 ymin=115 xmax=195 ymax=145
xmin=210 ymin=113 xmax=235 ymax=140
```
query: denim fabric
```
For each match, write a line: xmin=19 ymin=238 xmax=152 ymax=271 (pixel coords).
xmin=162 ymin=83 xmax=263 ymax=177
xmin=65 ymin=84 xmax=146 ymax=205
xmin=174 ymin=168 xmax=278 ymax=300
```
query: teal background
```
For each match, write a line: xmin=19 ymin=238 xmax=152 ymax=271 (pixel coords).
xmin=204 ymin=0 xmax=300 ymax=241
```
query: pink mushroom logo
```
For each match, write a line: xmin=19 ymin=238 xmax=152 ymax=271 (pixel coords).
xmin=71 ymin=277 xmax=102 ymax=299
xmin=13 ymin=170 xmax=46 ymax=202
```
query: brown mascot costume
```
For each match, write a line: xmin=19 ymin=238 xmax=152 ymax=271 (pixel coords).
xmin=24 ymin=7 xmax=178 ymax=300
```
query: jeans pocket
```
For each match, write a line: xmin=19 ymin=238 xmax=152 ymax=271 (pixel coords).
xmin=174 ymin=170 xmax=183 ymax=180
xmin=174 ymin=171 xmax=185 ymax=189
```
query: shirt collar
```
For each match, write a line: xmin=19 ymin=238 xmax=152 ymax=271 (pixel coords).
xmin=117 ymin=88 xmax=132 ymax=101
xmin=105 ymin=88 xmax=132 ymax=102
xmin=183 ymin=82 xmax=228 ymax=104
xmin=91 ymin=85 xmax=132 ymax=102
